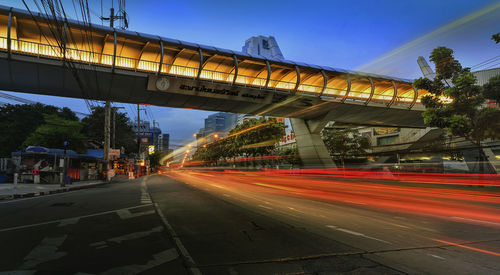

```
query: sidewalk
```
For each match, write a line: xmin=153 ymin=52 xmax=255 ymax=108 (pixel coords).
xmin=0 ymin=180 xmax=107 ymax=200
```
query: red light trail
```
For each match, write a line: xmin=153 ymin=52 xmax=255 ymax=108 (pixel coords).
xmin=162 ymin=168 xmax=500 ymax=227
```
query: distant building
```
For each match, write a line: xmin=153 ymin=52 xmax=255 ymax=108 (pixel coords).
xmin=242 ymin=36 xmax=284 ymax=60
xmin=158 ymin=133 xmax=170 ymax=152
xmin=198 ymin=112 xmax=240 ymax=137
xmin=132 ymin=119 xmax=161 ymax=147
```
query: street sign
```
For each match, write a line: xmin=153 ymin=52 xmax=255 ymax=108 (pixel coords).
xmin=148 ymin=145 xmax=155 ymax=155
xmin=109 ymin=149 xmax=121 ymax=158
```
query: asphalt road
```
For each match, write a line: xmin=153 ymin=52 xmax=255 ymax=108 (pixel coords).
xmin=0 ymin=171 xmax=499 ymax=274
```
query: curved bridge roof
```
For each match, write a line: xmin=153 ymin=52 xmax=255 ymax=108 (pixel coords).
xmin=0 ymin=5 xmax=428 ymax=108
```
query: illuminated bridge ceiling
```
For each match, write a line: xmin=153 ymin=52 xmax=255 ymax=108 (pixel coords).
xmin=0 ymin=5 xmax=429 ymax=127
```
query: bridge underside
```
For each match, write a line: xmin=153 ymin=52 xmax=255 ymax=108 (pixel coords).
xmin=0 ymin=54 xmax=425 ymax=128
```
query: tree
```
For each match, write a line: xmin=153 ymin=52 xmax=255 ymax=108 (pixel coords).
xmin=414 ymin=46 xmax=500 ymax=172
xmin=148 ymin=151 xmax=163 ymax=170
xmin=483 ymin=75 xmax=500 ymax=102
xmin=322 ymin=128 xmax=371 ymax=167
xmin=492 ymin=33 xmax=500 ymax=44
xmin=81 ymin=106 xmax=136 ymax=154
xmin=191 ymin=118 xmax=286 ymax=166
xmin=22 ymin=114 xmax=87 ymax=153
xmin=0 ymin=103 xmax=79 ymax=157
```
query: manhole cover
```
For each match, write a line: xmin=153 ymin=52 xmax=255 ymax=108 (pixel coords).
xmin=50 ymin=202 xmax=74 ymax=207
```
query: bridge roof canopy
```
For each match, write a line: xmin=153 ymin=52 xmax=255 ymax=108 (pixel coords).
xmin=0 ymin=4 xmax=427 ymax=106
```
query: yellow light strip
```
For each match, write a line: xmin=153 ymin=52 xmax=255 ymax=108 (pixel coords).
xmin=0 ymin=36 xmax=427 ymax=104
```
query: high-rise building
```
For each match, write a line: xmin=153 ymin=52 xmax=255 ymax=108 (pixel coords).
xmin=158 ymin=133 xmax=170 ymax=152
xmin=198 ymin=112 xmax=240 ymax=137
xmin=242 ymin=36 xmax=284 ymax=60
xmin=132 ymin=119 xmax=161 ymax=147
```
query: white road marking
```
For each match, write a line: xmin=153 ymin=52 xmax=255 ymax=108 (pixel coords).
xmin=153 ymin=202 xmax=200 ymax=274
xmin=116 ymin=209 xmax=155 ymax=219
xmin=258 ymin=204 xmax=273 ymax=210
xmin=288 ymin=207 xmax=305 ymax=213
xmin=58 ymin=217 xmax=79 ymax=227
xmin=428 ymin=253 xmax=445 ymax=260
xmin=100 ymin=248 xmax=179 ymax=275
xmin=141 ymin=177 xmax=152 ymax=204
xmin=326 ymin=225 xmax=392 ymax=244
xmin=450 ymin=216 xmax=500 ymax=227
xmin=20 ymin=235 xmax=67 ymax=269
xmin=0 ymin=204 xmax=151 ymax=233
xmin=90 ymin=241 xmax=106 ymax=247
xmin=90 ymin=226 xmax=163 ymax=246
xmin=210 ymin=184 xmax=224 ymax=189
xmin=141 ymin=189 xmax=152 ymax=204
xmin=343 ymin=200 xmax=366 ymax=205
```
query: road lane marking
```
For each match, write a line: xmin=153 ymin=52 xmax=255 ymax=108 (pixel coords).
xmin=141 ymin=188 xmax=152 ymax=204
xmin=288 ymin=207 xmax=305 ymax=213
xmin=90 ymin=226 xmax=163 ymax=246
xmin=58 ymin=217 xmax=80 ymax=227
xmin=343 ymin=200 xmax=366 ymax=205
xmin=210 ymin=184 xmax=224 ymax=189
xmin=0 ymin=204 xmax=152 ymax=233
xmin=21 ymin=235 xmax=67 ymax=269
xmin=326 ymin=225 xmax=392 ymax=244
xmin=153 ymin=202 xmax=200 ymax=274
xmin=450 ymin=216 xmax=500 ymax=227
xmin=117 ymin=209 xmax=156 ymax=219
xmin=100 ymin=248 xmax=179 ymax=275
xmin=251 ymin=182 xmax=299 ymax=192
xmin=258 ymin=204 xmax=273 ymax=210
xmin=428 ymin=253 xmax=445 ymax=260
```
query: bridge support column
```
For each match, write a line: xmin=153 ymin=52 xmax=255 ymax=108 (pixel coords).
xmin=290 ymin=118 xmax=336 ymax=168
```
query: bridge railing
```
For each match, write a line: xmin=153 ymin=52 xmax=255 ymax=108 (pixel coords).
xmin=0 ymin=36 xmax=422 ymax=107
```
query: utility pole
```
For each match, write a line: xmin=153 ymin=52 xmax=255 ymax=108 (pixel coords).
xmin=137 ymin=105 xmax=146 ymax=156
xmin=100 ymin=5 xmax=128 ymax=180
xmin=104 ymin=101 xmax=110 ymax=180
xmin=153 ymin=120 xmax=156 ymax=149
xmin=137 ymin=104 xmax=141 ymax=155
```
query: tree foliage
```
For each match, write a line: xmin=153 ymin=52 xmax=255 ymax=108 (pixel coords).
xmin=322 ymin=128 xmax=371 ymax=162
xmin=482 ymin=75 xmax=500 ymax=102
xmin=0 ymin=103 xmax=79 ymax=157
xmin=148 ymin=151 xmax=164 ymax=169
xmin=22 ymin=114 xmax=87 ymax=153
xmin=81 ymin=106 xmax=136 ymax=154
xmin=492 ymin=33 xmax=500 ymax=44
xmin=192 ymin=118 xmax=286 ymax=163
xmin=414 ymin=47 xmax=500 ymax=145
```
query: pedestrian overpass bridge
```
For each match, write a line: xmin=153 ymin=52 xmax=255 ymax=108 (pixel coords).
xmin=0 ymin=5 xmax=430 ymax=167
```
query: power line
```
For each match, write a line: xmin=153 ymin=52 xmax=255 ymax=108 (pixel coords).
xmin=483 ymin=62 xmax=500 ymax=70
xmin=470 ymin=55 xmax=500 ymax=70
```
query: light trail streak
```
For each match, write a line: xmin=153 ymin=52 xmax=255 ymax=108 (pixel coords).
xmin=163 ymin=169 xmax=500 ymax=227
xmin=357 ymin=2 xmax=500 ymax=73
xmin=432 ymin=239 xmax=500 ymax=257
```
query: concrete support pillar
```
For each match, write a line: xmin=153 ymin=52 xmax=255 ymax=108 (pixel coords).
xmin=290 ymin=118 xmax=336 ymax=168
xmin=483 ymin=148 xmax=499 ymax=174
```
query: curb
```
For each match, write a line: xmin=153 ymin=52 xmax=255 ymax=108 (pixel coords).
xmin=0 ymin=181 xmax=108 ymax=201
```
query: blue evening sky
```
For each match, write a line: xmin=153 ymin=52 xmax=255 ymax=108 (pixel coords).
xmin=1 ymin=0 xmax=499 ymax=144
